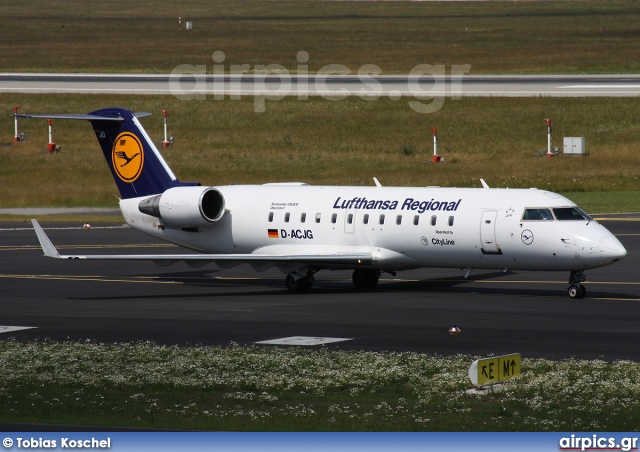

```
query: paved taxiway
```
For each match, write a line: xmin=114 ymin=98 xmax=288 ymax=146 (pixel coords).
xmin=1 ymin=217 xmax=638 ymax=360
xmin=3 ymin=73 xmax=640 ymax=97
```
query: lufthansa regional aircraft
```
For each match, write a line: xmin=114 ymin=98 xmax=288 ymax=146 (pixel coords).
xmin=20 ymin=108 xmax=626 ymax=298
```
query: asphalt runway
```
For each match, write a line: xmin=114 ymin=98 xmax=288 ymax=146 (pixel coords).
xmin=1 ymin=217 xmax=639 ymax=361
xmin=2 ymin=73 xmax=640 ymax=97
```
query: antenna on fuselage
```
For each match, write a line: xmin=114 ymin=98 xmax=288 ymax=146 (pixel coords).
xmin=480 ymin=179 xmax=490 ymax=189
xmin=373 ymin=177 xmax=382 ymax=187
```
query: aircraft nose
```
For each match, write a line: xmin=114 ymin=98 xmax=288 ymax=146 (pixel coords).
xmin=599 ymin=235 xmax=627 ymax=262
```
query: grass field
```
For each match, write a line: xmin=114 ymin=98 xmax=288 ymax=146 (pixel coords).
xmin=2 ymin=0 xmax=640 ymax=74
xmin=1 ymin=94 xmax=639 ymax=212
xmin=2 ymin=340 xmax=640 ymax=431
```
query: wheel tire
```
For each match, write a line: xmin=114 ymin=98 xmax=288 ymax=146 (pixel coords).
xmin=353 ymin=269 xmax=380 ymax=290
xmin=578 ymin=284 xmax=587 ymax=299
xmin=285 ymin=274 xmax=313 ymax=293
xmin=298 ymin=278 xmax=313 ymax=293
xmin=568 ymin=285 xmax=579 ymax=299
xmin=285 ymin=274 xmax=298 ymax=293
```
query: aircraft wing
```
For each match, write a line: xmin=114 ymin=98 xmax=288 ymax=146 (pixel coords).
xmin=31 ymin=220 xmax=372 ymax=267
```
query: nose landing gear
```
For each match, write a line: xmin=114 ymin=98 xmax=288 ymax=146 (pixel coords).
xmin=568 ymin=270 xmax=587 ymax=299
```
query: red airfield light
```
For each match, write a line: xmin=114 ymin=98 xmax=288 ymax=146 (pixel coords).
xmin=47 ymin=118 xmax=56 ymax=153
xmin=430 ymin=127 xmax=441 ymax=163
xmin=162 ymin=110 xmax=171 ymax=148
xmin=544 ymin=118 xmax=554 ymax=158
xmin=13 ymin=106 xmax=21 ymax=143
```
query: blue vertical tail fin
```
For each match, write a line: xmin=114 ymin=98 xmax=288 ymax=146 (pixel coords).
xmin=16 ymin=107 xmax=198 ymax=199
xmin=87 ymin=107 xmax=198 ymax=198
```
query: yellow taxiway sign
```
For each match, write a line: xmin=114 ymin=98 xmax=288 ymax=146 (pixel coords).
xmin=469 ymin=353 xmax=521 ymax=386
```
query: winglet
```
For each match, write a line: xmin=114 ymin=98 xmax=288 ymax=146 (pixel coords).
xmin=31 ymin=220 xmax=61 ymax=258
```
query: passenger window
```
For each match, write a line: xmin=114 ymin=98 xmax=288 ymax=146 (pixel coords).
xmin=285 ymin=212 xmax=290 ymax=223
xmin=363 ymin=214 xmax=369 ymax=225
xmin=413 ymin=215 xmax=419 ymax=226
xmin=448 ymin=216 xmax=454 ymax=226
xmin=268 ymin=212 xmax=274 ymax=222
xmin=396 ymin=215 xmax=402 ymax=225
xmin=347 ymin=213 xmax=353 ymax=224
xmin=331 ymin=213 xmax=337 ymax=224
xmin=301 ymin=213 xmax=306 ymax=223
xmin=431 ymin=215 xmax=437 ymax=226
xmin=553 ymin=207 xmax=589 ymax=221
xmin=315 ymin=213 xmax=321 ymax=223
xmin=379 ymin=214 xmax=385 ymax=225
xmin=522 ymin=208 xmax=553 ymax=221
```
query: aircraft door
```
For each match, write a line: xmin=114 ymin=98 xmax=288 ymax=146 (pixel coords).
xmin=480 ymin=210 xmax=502 ymax=255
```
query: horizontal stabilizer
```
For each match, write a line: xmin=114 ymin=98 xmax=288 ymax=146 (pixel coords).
xmin=15 ymin=112 xmax=151 ymax=121
xmin=17 ymin=108 xmax=190 ymax=199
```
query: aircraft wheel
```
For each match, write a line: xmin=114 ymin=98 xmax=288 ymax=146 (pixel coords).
xmin=285 ymin=274 xmax=313 ymax=293
xmin=285 ymin=274 xmax=297 ymax=293
xmin=352 ymin=269 xmax=380 ymax=290
xmin=568 ymin=285 xmax=578 ymax=298
xmin=568 ymin=285 xmax=586 ymax=299
xmin=579 ymin=284 xmax=587 ymax=298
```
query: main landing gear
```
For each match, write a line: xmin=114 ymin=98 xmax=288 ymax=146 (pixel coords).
xmin=352 ymin=269 xmax=381 ymax=290
xmin=285 ymin=268 xmax=317 ymax=293
xmin=568 ymin=270 xmax=587 ymax=299
xmin=285 ymin=268 xmax=383 ymax=293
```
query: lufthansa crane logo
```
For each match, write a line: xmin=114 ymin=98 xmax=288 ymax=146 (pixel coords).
xmin=112 ymin=132 xmax=144 ymax=183
xmin=521 ymin=229 xmax=534 ymax=245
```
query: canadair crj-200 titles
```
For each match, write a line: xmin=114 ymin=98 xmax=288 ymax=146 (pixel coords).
xmin=19 ymin=108 xmax=626 ymax=298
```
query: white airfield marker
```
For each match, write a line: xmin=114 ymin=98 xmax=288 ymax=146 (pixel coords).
xmin=0 ymin=326 xmax=37 ymax=334
xmin=256 ymin=336 xmax=352 ymax=346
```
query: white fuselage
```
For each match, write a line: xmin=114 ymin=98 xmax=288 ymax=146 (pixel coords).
xmin=119 ymin=185 xmax=626 ymax=273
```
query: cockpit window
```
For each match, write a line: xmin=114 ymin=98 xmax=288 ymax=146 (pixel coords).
xmin=522 ymin=208 xmax=554 ymax=221
xmin=553 ymin=207 xmax=591 ymax=221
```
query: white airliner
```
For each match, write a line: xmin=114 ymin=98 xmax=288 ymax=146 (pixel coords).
xmin=20 ymin=108 xmax=626 ymax=298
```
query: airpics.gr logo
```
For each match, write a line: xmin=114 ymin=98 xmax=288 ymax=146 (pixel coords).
xmin=112 ymin=132 xmax=144 ymax=183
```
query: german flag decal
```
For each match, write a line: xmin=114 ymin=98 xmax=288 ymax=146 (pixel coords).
xmin=268 ymin=229 xmax=279 ymax=239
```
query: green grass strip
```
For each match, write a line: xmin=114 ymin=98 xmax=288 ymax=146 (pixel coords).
xmin=1 ymin=340 xmax=639 ymax=431
xmin=2 ymin=94 xmax=640 ymax=212
xmin=2 ymin=0 xmax=640 ymax=74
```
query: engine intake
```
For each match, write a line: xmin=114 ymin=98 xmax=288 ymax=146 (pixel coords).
xmin=138 ymin=186 xmax=225 ymax=228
